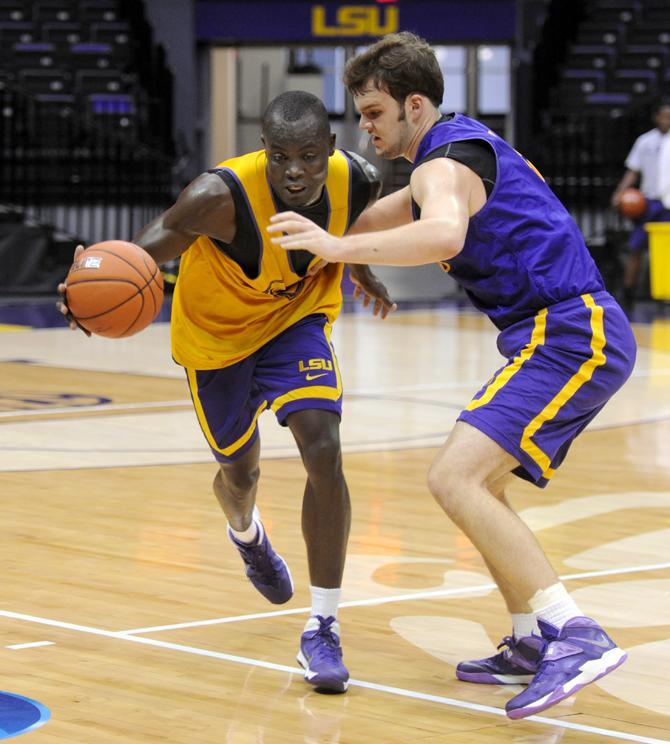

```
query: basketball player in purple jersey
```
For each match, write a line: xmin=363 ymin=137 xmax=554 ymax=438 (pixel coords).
xmin=268 ymin=34 xmax=636 ymax=718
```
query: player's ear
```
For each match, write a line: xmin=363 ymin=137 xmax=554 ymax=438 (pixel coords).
xmin=329 ymin=132 xmax=336 ymax=155
xmin=408 ymin=93 xmax=423 ymax=117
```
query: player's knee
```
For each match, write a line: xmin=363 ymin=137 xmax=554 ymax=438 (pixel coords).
xmin=215 ymin=462 xmax=260 ymax=499
xmin=301 ymin=433 xmax=343 ymax=481
xmin=427 ymin=461 xmax=467 ymax=516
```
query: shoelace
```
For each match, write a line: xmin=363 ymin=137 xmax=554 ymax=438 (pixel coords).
xmin=497 ymin=635 xmax=516 ymax=659
xmin=498 ymin=635 xmax=547 ymax=663
xmin=530 ymin=639 xmax=566 ymax=683
xmin=308 ymin=617 xmax=342 ymax=661
xmin=240 ymin=541 xmax=283 ymax=587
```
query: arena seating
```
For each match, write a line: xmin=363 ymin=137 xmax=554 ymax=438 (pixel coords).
xmin=523 ymin=0 xmax=669 ymax=239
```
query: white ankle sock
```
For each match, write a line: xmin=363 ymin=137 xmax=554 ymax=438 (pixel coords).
xmin=511 ymin=612 xmax=540 ymax=639
xmin=229 ymin=506 xmax=263 ymax=545
xmin=529 ymin=582 xmax=581 ymax=630
xmin=306 ymin=586 xmax=341 ymax=627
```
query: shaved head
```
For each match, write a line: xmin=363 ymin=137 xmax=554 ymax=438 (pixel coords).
xmin=262 ymin=90 xmax=331 ymax=141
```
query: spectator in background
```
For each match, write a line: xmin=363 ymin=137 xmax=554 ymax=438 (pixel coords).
xmin=611 ymin=101 xmax=670 ymax=311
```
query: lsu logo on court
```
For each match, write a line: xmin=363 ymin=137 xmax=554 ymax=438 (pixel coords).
xmin=298 ymin=358 xmax=333 ymax=373
xmin=311 ymin=5 xmax=399 ymax=37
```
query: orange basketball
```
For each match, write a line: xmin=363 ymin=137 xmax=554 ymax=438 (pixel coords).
xmin=618 ymin=188 xmax=647 ymax=220
xmin=65 ymin=240 xmax=164 ymax=338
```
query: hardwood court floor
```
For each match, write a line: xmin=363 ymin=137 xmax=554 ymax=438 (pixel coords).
xmin=1 ymin=306 xmax=669 ymax=743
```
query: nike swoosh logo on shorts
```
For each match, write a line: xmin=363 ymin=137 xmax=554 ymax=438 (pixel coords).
xmin=305 ymin=372 xmax=328 ymax=381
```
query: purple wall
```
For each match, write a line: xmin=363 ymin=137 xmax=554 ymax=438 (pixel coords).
xmin=196 ymin=1 xmax=516 ymax=44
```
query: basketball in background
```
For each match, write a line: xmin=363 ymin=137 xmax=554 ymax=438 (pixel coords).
xmin=618 ymin=188 xmax=647 ymax=220
xmin=65 ymin=241 xmax=164 ymax=338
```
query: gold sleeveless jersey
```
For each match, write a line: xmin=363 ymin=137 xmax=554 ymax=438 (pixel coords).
xmin=171 ymin=149 xmax=352 ymax=369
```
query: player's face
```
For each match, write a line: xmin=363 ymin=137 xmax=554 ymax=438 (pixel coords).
xmin=655 ymin=106 xmax=670 ymax=134
xmin=354 ymin=85 xmax=410 ymax=160
xmin=264 ymin=116 xmax=335 ymax=207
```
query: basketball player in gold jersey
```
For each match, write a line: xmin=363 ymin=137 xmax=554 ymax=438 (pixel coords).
xmin=58 ymin=91 xmax=394 ymax=693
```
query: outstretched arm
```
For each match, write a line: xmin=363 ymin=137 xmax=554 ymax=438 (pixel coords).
xmin=57 ymin=172 xmax=237 ymax=330
xmin=132 ymin=172 xmax=237 ymax=264
xmin=268 ymin=158 xmax=474 ymax=266
xmin=342 ymin=187 xmax=409 ymax=318
xmin=347 ymin=185 xmax=414 ymax=235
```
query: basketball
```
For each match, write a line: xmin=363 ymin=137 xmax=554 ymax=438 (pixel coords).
xmin=64 ymin=240 xmax=164 ymax=338
xmin=618 ymin=188 xmax=647 ymax=220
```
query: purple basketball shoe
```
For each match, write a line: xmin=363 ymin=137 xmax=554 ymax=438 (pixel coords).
xmin=506 ymin=617 xmax=627 ymax=719
xmin=456 ymin=634 xmax=544 ymax=684
xmin=229 ymin=527 xmax=293 ymax=604
xmin=297 ymin=615 xmax=349 ymax=693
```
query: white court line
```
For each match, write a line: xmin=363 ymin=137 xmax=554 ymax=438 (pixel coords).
xmin=120 ymin=560 xmax=670 ymax=635
xmin=6 ymin=641 xmax=54 ymax=650
xmin=0 ymin=610 xmax=665 ymax=744
xmin=2 ymin=363 xmax=669 ymax=421
xmin=0 ymin=400 xmax=191 ymax=419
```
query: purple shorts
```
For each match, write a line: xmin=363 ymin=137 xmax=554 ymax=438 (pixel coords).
xmin=458 ymin=292 xmax=636 ymax=487
xmin=630 ymin=199 xmax=670 ymax=252
xmin=186 ymin=314 xmax=342 ymax=462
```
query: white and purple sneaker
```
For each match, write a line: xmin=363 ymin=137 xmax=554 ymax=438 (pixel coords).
xmin=456 ymin=634 xmax=544 ymax=684
xmin=297 ymin=615 xmax=349 ymax=693
xmin=505 ymin=617 xmax=627 ymax=719
xmin=228 ymin=528 xmax=293 ymax=604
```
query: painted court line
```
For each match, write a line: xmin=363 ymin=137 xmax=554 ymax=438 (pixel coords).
xmin=120 ymin=560 xmax=670 ymax=635
xmin=0 ymin=400 xmax=191 ymax=419
xmin=0 ymin=609 xmax=665 ymax=744
xmin=6 ymin=641 xmax=54 ymax=650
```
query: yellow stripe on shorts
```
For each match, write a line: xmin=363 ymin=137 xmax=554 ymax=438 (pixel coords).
xmin=186 ymin=368 xmax=267 ymax=457
xmin=466 ymin=308 xmax=547 ymax=411
xmin=520 ymin=293 xmax=607 ymax=477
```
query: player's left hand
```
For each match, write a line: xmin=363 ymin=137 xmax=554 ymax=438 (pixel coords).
xmin=56 ymin=244 xmax=92 ymax=336
xmin=268 ymin=212 xmax=343 ymax=262
xmin=348 ymin=265 xmax=397 ymax=319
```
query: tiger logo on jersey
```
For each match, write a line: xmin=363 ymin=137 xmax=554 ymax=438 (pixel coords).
xmin=263 ymin=279 xmax=306 ymax=300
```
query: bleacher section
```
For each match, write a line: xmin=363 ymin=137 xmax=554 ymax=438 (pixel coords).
xmin=524 ymin=0 xmax=669 ymax=234
xmin=0 ymin=0 xmax=174 ymax=208
xmin=555 ymin=1 xmax=670 ymax=114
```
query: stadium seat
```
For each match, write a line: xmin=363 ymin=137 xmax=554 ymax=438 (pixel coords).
xmin=17 ymin=68 xmax=71 ymax=94
xmin=67 ymin=42 xmax=127 ymax=71
xmin=31 ymin=1 xmax=76 ymax=23
xmin=42 ymin=22 xmax=84 ymax=44
xmin=10 ymin=41 xmax=57 ymax=69
xmin=617 ymin=45 xmax=669 ymax=77
xmin=584 ymin=91 xmax=631 ymax=111
xmin=0 ymin=20 xmax=35 ymax=43
xmin=87 ymin=92 xmax=138 ymax=135
xmin=90 ymin=20 xmax=131 ymax=45
xmin=567 ymin=44 xmax=617 ymax=72
xmin=75 ymin=68 xmax=135 ymax=95
xmin=625 ymin=23 xmax=670 ymax=46
xmin=585 ymin=1 xmax=641 ymax=26
xmin=555 ymin=69 xmax=606 ymax=107
xmin=609 ymin=69 xmax=658 ymax=98
xmin=0 ymin=2 xmax=26 ymax=23
xmin=80 ymin=0 xmax=118 ymax=23
xmin=642 ymin=5 xmax=670 ymax=24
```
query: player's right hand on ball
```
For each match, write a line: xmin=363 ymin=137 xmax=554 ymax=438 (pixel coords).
xmin=56 ymin=245 xmax=91 ymax=336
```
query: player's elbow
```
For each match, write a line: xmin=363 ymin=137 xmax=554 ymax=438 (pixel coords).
xmin=427 ymin=220 xmax=465 ymax=262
